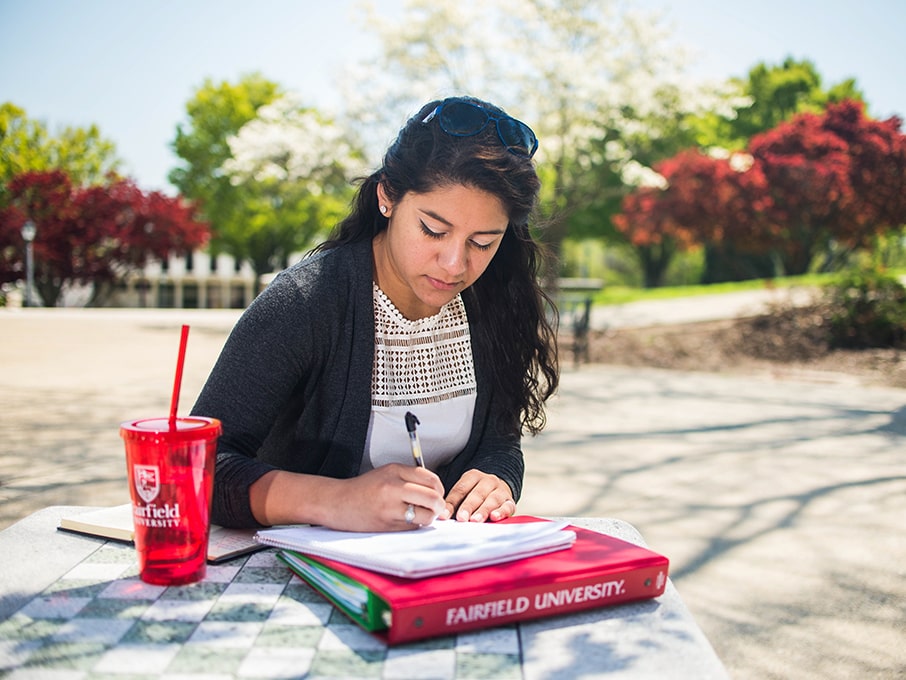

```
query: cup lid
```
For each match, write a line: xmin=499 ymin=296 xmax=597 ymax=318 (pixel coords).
xmin=120 ymin=416 xmax=221 ymax=442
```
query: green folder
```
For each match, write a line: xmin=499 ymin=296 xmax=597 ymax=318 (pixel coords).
xmin=277 ymin=550 xmax=392 ymax=631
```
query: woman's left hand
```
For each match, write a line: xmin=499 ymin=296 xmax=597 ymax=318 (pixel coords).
xmin=442 ymin=469 xmax=516 ymax=523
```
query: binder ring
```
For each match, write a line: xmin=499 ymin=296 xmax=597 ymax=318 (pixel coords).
xmin=405 ymin=504 xmax=416 ymax=524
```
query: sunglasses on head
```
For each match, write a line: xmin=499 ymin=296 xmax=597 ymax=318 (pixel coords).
xmin=422 ymin=99 xmax=539 ymax=158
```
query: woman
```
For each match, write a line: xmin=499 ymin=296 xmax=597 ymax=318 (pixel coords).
xmin=192 ymin=96 xmax=559 ymax=532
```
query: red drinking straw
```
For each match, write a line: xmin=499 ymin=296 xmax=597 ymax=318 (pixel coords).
xmin=169 ymin=324 xmax=190 ymax=427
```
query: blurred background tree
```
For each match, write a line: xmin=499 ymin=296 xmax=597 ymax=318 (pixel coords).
xmin=750 ymin=100 xmax=906 ymax=276
xmin=687 ymin=58 xmax=871 ymax=283
xmin=168 ymin=73 xmax=282 ymax=268
xmin=217 ymin=93 xmax=366 ymax=283
xmin=0 ymin=170 xmax=208 ymax=306
xmin=170 ymin=76 xmax=364 ymax=285
xmin=1 ymin=103 xmax=209 ymax=306
xmin=613 ymin=148 xmax=770 ymax=287
xmin=614 ymin=100 xmax=906 ymax=285
xmin=1 ymin=102 xmax=120 ymax=188
xmin=718 ymin=57 xmax=863 ymax=147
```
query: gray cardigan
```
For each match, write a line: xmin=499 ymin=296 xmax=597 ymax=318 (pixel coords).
xmin=191 ymin=239 xmax=524 ymax=528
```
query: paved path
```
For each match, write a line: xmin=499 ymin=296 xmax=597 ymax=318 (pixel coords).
xmin=2 ymin=304 xmax=904 ymax=679
xmin=589 ymin=285 xmax=816 ymax=329
xmin=522 ymin=365 xmax=906 ymax=680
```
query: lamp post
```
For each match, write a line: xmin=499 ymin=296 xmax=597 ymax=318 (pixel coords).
xmin=21 ymin=220 xmax=36 ymax=308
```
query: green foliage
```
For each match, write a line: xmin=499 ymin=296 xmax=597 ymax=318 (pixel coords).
xmin=561 ymin=239 xmax=704 ymax=290
xmin=663 ymin=248 xmax=705 ymax=287
xmin=591 ymin=58 xmax=866 ymax=287
xmin=825 ymin=269 xmax=906 ymax=349
xmin=168 ymin=73 xmax=282 ymax=256
xmin=867 ymin=228 xmax=906 ymax=270
xmin=737 ymin=58 xmax=826 ymax=135
xmin=0 ymin=103 xmax=43 ymax=184
xmin=696 ymin=57 xmax=866 ymax=150
xmin=168 ymin=75 xmax=363 ymax=280
xmin=589 ymin=271 xmax=842 ymax=306
xmin=223 ymin=181 xmax=352 ymax=277
xmin=566 ymin=83 xmax=709 ymax=244
xmin=560 ymin=240 xmax=626 ymax=287
xmin=217 ymin=94 xmax=364 ymax=277
xmin=1 ymin=102 xmax=120 ymax=189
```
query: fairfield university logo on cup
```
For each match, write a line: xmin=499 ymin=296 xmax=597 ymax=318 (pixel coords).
xmin=134 ymin=465 xmax=160 ymax=503
xmin=132 ymin=463 xmax=183 ymax=529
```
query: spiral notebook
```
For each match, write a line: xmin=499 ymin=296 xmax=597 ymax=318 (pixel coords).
xmin=255 ymin=518 xmax=577 ymax=578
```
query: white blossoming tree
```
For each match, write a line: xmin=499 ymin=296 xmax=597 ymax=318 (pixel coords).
xmin=219 ymin=94 xmax=368 ymax=282
xmin=340 ymin=0 xmax=745 ymax=280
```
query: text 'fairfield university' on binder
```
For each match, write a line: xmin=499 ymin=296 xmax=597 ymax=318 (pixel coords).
xmin=272 ymin=516 xmax=670 ymax=644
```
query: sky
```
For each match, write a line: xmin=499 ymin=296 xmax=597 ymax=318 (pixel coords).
xmin=2 ymin=0 xmax=904 ymax=194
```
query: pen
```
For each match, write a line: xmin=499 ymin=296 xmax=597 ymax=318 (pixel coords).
xmin=405 ymin=411 xmax=426 ymax=468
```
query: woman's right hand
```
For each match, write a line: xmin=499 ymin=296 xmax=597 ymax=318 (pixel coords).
xmin=249 ymin=464 xmax=446 ymax=532
xmin=328 ymin=464 xmax=446 ymax=531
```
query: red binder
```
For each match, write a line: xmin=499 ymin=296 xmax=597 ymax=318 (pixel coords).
xmin=279 ymin=517 xmax=669 ymax=645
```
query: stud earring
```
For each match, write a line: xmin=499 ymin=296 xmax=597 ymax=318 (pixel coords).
xmin=379 ymin=205 xmax=388 ymax=215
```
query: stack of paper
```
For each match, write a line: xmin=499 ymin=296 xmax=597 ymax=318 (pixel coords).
xmin=255 ymin=519 xmax=577 ymax=578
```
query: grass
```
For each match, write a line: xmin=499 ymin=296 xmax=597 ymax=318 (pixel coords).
xmin=591 ymin=272 xmax=884 ymax=306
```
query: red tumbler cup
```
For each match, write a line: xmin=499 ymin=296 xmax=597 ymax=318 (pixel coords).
xmin=120 ymin=416 xmax=221 ymax=585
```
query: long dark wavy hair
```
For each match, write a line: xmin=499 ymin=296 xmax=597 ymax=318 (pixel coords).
xmin=314 ymin=96 xmax=559 ymax=435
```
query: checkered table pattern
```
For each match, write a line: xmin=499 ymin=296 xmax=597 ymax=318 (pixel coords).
xmin=0 ymin=542 xmax=522 ymax=679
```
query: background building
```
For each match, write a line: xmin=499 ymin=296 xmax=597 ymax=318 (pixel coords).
xmin=110 ymin=251 xmax=260 ymax=309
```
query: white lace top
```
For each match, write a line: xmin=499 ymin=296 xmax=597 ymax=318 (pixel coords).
xmin=362 ymin=284 xmax=477 ymax=472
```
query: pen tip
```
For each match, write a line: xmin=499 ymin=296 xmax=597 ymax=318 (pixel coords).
xmin=405 ymin=411 xmax=419 ymax=432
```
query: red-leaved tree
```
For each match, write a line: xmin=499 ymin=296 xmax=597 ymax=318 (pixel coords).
xmin=749 ymin=105 xmax=855 ymax=274
xmin=0 ymin=170 xmax=209 ymax=306
xmin=746 ymin=100 xmax=906 ymax=274
xmin=614 ymin=100 xmax=906 ymax=283
xmin=812 ymin=101 xmax=906 ymax=246
xmin=613 ymin=150 xmax=771 ymax=287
